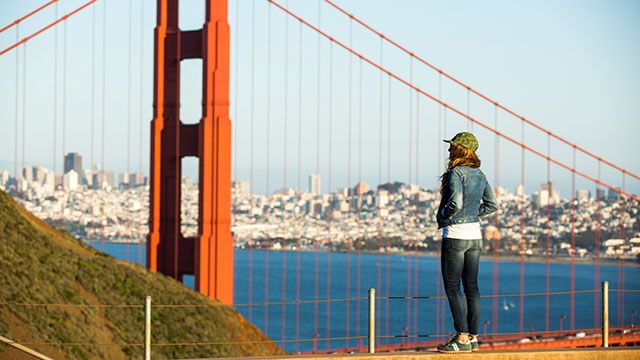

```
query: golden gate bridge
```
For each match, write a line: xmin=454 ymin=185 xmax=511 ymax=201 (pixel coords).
xmin=1 ymin=0 xmax=638 ymax=354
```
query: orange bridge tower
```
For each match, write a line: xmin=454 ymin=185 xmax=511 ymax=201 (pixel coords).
xmin=147 ymin=0 xmax=233 ymax=304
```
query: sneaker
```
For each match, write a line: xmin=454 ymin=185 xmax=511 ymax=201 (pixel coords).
xmin=470 ymin=337 xmax=479 ymax=352
xmin=437 ymin=336 xmax=472 ymax=353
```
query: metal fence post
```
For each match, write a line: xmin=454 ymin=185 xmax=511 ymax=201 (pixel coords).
xmin=145 ymin=296 xmax=151 ymax=360
xmin=368 ymin=288 xmax=375 ymax=354
xmin=602 ymin=281 xmax=608 ymax=348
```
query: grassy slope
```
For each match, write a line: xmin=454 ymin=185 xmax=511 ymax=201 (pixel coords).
xmin=0 ymin=191 xmax=286 ymax=359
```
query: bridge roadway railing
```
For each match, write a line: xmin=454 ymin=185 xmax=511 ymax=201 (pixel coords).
xmin=1 ymin=285 xmax=639 ymax=358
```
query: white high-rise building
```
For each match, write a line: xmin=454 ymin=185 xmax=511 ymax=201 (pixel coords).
xmin=309 ymin=174 xmax=321 ymax=195
xmin=43 ymin=172 xmax=56 ymax=194
xmin=63 ymin=170 xmax=79 ymax=191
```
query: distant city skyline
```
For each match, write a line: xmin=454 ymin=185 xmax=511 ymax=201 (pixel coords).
xmin=1 ymin=0 xmax=639 ymax=197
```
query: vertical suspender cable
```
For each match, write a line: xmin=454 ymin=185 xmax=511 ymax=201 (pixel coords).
xmin=406 ymin=56 xmax=413 ymax=334
xmin=438 ymin=102 xmax=448 ymax=331
xmin=357 ymin=57 xmax=364 ymax=345
xmin=100 ymin=0 xmax=107 ymax=251
xmin=376 ymin=36 xmax=383 ymax=339
xmin=52 ymin=4 xmax=57 ymax=188
xmin=314 ymin=0 xmax=321 ymax=341
xmin=89 ymin=3 xmax=96 ymax=244
xmin=61 ymin=19 xmax=67 ymax=218
xmin=265 ymin=2 xmax=272 ymax=336
xmin=545 ymin=133 xmax=551 ymax=331
xmin=385 ymin=72 xmax=392 ymax=343
xmin=14 ymin=25 xmax=20 ymax=196
xmin=570 ymin=147 xmax=576 ymax=329
xmin=621 ymin=173 xmax=626 ymax=326
xmin=435 ymin=73 xmax=442 ymax=337
xmin=519 ymin=121 xmax=525 ymax=335
xmin=138 ymin=0 xmax=145 ymax=265
xmin=492 ymin=103 xmax=499 ymax=334
xmin=295 ymin=20 xmax=303 ymax=351
xmin=467 ymin=89 xmax=471 ymax=131
xmin=594 ymin=160 xmax=601 ymax=328
xmin=325 ymin=41 xmax=333 ymax=350
xmin=413 ymin=90 xmax=420 ymax=339
xmin=376 ymin=35 xmax=386 ymax=345
xmin=248 ymin=0 xmax=256 ymax=324
xmin=21 ymin=43 xmax=27 ymax=203
xmin=126 ymin=0 xmax=133 ymax=262
xmin=618 ymin=172 xmax=626 ymax=326
xmin=345 ymin=19 xmax=353 ymax=348
xmin=281 ymin=1 xmax=288 ymax=346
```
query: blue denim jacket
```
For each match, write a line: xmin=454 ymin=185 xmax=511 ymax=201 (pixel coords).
xmin=436 ymin=165 xmax=498 ymax=229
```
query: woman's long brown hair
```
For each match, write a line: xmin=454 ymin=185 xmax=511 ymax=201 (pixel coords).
xmin=440 ymin=142 xmax=481 ymax=194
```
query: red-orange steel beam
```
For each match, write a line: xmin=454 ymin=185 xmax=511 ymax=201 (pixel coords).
xmin=0 ymin=0 xmax=96 ymax=57
xmin=0 ymin=0 xmax=59 ymax=34
xmin=147 ymin=0 xmax=233 ymax=304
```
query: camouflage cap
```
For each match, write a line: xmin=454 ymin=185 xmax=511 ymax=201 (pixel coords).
xmin=443 ymin=132 xmax=479 ymax=151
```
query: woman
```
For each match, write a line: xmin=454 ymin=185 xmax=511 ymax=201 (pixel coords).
xmin=436 ymin=132 xmax=498 ymax=353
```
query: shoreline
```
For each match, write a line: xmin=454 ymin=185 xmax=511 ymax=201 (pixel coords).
xmin=91 ymin=240 xmax=639 ymax=267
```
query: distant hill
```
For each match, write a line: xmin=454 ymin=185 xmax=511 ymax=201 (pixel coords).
xmin=0 ymin=190 xmax=286 ymax=359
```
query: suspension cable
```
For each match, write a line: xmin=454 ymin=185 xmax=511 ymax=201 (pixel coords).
xmin=0 ymin=0 xmax=98 ymax=57
xmin=0 ymin=0 xmax=59 ymax=34
xmin=321 ymin=0 xmax=640 ymax=183
xmin=269 ymin=0 xmax=640 ymax=202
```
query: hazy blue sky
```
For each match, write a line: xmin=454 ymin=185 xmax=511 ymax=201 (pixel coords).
xmin=1 ymin=0 xmax=639 ymax=196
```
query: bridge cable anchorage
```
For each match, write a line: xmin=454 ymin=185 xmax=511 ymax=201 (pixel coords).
xmin=0 ymin=0 xmax=59 ymax=34
xmin=269 ymin=0 xmax=640 ymax=202
xmin=321 ymin=0 xmax=640 ymax=183
xmin=0 ymin=0 xmax=98 ymax=57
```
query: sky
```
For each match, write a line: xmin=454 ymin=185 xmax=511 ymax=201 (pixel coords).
xmin=0 ymin=0 xmax=639 ymax=196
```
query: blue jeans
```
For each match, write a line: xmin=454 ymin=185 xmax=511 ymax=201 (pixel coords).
xmin=441 ymin=237 xmax=481 ymax=335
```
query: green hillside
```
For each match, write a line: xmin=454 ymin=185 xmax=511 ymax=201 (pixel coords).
xmin=0 ymin=190 xmax=286 ymax=359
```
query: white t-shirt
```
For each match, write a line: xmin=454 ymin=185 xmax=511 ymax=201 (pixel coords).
xmin=442 ymin=222 xmax=482 ymax=240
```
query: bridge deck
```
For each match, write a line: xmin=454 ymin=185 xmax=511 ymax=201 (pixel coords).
xmin=188 ymin=348 xmax=639 ymax=360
